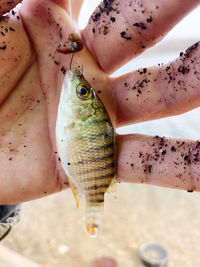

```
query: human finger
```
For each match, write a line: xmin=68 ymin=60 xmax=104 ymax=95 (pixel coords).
xmin=108 ymin=41 xmax=200 ymax=127
xmin=52 ymin=0 xmax=83 ymax=22
xmin=0 ymin=9 xmax=33 ymax=105
xmin=117 ymin=134 xmax=200 ymax=192
xmin=82 ymin=0 xmax=199 ymax=73
xmin=68 ymin=0 xmax=84 ymax=23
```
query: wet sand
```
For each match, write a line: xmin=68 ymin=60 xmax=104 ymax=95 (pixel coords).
xmin=2 ymin=183 xmax=200 ymax=266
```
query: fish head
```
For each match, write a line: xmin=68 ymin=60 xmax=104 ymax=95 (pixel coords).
xmin=60 ymin=68 xmax=99 ymax=121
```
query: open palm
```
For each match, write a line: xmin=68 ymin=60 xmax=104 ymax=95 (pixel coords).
xmin=0 ymin=0 xmax=199 ymax=204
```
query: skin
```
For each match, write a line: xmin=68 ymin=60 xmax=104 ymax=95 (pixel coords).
xmin=92 ymin=257 xmax=117 ymax=267
xmin=0 ymin=0 xmax=199 ymax=204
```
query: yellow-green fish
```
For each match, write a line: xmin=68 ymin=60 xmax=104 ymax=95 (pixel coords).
xmin=56 ymin=68 xmax=115 ymax=237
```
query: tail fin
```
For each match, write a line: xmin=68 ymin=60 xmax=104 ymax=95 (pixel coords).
xmin=86 ymin=205 xmax=103 ymax=238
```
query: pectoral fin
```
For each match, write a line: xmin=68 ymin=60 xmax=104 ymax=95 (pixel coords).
xmin=68 ymin=180 xmax=81 ymax=208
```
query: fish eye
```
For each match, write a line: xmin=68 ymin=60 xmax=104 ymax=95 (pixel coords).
xmin=77 ymin=84 xmax=92 ymax=100
xmin=80 ymin=88 xmax=87 ymax=96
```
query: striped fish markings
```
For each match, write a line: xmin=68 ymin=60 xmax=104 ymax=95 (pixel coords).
xmin=56 ymin=69 xmax=115 ymax=237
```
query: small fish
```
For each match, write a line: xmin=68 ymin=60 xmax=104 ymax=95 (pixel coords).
xmin=56 ymin=68 xmax=115 ymax=237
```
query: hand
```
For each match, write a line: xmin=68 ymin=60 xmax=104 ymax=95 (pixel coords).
xmin=0 ymin=0 xmax=199 ymax=204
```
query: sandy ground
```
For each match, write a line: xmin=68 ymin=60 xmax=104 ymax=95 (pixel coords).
xmin=2 ymin=183 xmax=200 ymax=267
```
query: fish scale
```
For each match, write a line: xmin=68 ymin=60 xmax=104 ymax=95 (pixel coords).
xmin=56 ymin=69 xmax=115 ymax=237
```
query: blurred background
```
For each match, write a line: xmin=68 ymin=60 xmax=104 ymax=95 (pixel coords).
xmin=2 ymin=1 xmax=200 ymax=266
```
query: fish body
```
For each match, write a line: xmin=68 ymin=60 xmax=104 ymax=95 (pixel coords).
xmin=56 ymin=69 xmax=115 ymax=237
